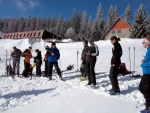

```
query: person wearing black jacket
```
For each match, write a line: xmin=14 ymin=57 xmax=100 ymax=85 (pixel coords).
xmin=109 ymin=36 xmax=122 ymax=95
xmin=34 ymin=49 xmax=42 ymax=77
xmin=80 ymin=40 xmax=89 ymax=81
xmin=44 ymin=45 xmax=49 ymax=77
xmin=86 ymin=38 xmax=99 ymax=86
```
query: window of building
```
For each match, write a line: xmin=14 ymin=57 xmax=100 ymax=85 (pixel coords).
xmin=38 ymin=32 xmax=41 ymax=36
xmin=34 ymin=32 xmax=36 ymax=36
xmin=13 ymin=35 xmax=15 ymax=38
xmin=20 ymin=34 xmax=22 ymax=37
xmin=117 ymin=30 xmax=121 ymax=34
xmin=30 ymin=33 xmax=32 ymax=37
xmin=7 ymin=35 xmax=9 ymax=38
xmin=23 ymin=34 xmax=26 ymax=37
xmin=112 ymin=30 xmax=115 ymax=34
xmin=27 ymin=33 xmax=30 ymax=37
xmin=10 ymin=35 xmax=12 ymax=38
xmin=16 ymin=34 xmax=19 ymax=37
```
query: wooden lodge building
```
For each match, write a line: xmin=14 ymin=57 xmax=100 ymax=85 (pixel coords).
xmin=2 ymin=30 xmax=61 ymax=42
xmin=102 ymin=18 xmax=131 ymax=39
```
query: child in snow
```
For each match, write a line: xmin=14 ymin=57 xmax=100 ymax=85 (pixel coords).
xmin=139 ymin=36 xmax=150 ymax=113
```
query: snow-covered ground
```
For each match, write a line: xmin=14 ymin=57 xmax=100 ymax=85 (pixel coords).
xmin=0 ymin=38 xmax=146 ymax=113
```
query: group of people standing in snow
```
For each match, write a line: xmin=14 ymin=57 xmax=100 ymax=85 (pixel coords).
xmin=10 ymin=35 xmax=150 ymax=112
xmin=80 ymin=36 xmax=122 ymax=94
xmin=11 ymin=42 xmax=62 ymax=80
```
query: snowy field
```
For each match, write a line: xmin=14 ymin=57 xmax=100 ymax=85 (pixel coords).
xmin=0 ymin=38 xmax=147 ymax=113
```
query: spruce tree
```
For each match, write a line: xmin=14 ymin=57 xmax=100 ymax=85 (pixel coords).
xmin=130 ymin=4 xmax=148 ymax=38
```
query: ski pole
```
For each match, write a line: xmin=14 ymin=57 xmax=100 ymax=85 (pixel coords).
xmin=77 ymin=51 xmax=79 ymax=76
xmin=5 ymin=50 xmax=8 ymax=75
xmin=128 ymin=47 xmax=131 ymax=73
xmin=133 ymin=47 xmax=135 ymax=72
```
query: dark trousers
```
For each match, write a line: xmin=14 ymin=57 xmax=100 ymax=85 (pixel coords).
xmin=80 ymin=63 xmax=87 ymax=77
xmin=48 ymin=62 xmax=62 ymax=78
xmin=45 ymin=61 xmax=48 ymax=76
xmin=36 ymin=61 xmax=41 ymax=76
xmin=86 ymin=59 xmax=96 ymax=85
xmin=109 ymin=66 xmax=120 ymax=92
xmin=22 ymin=62 xmax=30 ymax=77
xmin=139 ymin=75 xmax=150 ymax=109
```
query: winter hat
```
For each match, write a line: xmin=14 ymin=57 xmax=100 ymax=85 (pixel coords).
xmin=84 ymin=40 xmax=88 ymax=45
xmin=51 ymin=42 xmax=56 ymax=46
xmin=88 ymin=38 xmax=94 ymax=43
xmin=142 ymin=38 xmax=150 ymax=46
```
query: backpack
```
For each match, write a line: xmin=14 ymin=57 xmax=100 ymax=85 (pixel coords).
xmin=119 ymin=63 xmax=131 ymax=76
xmin=67 ymin=64 xmax=74 ymax=70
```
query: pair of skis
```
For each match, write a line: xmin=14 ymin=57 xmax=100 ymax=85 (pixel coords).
xmin=128 ymin=47 xmax=141 ymax=77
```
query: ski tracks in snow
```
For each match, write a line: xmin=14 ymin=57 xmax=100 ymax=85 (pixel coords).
xmin=0 ymin=70 xmax=145 ymax=112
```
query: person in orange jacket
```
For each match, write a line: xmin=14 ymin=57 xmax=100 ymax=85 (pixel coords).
xmin=22 ymin=46 xmax=32 ymax=77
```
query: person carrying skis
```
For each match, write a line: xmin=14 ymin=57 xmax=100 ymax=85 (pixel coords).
xmin=139 ymin=36 xmax=150 ymax=113
xmin=47 ymin=42 xmax=62 ymax=80
xmin=34 ymin=49 xmax=42 ymax=77
xmin=44 ymin=45 xmax=49 ymax=77
xmin=11 ymin=46 xmax=22 ymax=77
xmin=109 ymin=36 xmax=122 ymax=95
xmin=22 ymin=46 xmax=32 ymax=77
xmin=80 ymin=40 xmax=88 ymax=81
xmin=86 ymin=38 xmax=99 ymax=87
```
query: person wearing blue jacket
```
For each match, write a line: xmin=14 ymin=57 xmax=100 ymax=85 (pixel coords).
xmin=139 ymin=36 xmax=150 ymax=113
xmin=47 ymin=42 xmax=62 ymax=80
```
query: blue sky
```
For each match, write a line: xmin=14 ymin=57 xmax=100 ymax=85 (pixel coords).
xmin=0 ymin=0 xmax=149 ymax=20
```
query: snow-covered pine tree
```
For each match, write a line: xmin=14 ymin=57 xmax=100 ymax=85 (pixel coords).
xmin=85 ymin=16 xmax=92 ymax=39
xmin=65 ymin=27 xmax=76 ymax=39
xmin=55 ymin=14 xmax=64 ymax=35
xmin=45 ymin=17 xmax=51 ymax=31
xmin=17 ymin=17 xmax=26 ymax=32
xmin=114 ymin=6 xmax=118 ymax=21
xmin=106 ymin=5 xmax=115 ymax=30
xmin=70 ymin=8 xmax=77 ymax=30
xmin=92 ymin=3 xmax=105 ymax=40
xmin=50 ymin=16 xmax=56 ymax=33
xmin=145 ymin=16 xmax=150 ymax=35
xmin=130 ymin=4 xmax=148 ymax=38
xmin=124 ymin=3 xmax=132 ymax=24
xmin=79 ymin=10 xmax=88 ymax=39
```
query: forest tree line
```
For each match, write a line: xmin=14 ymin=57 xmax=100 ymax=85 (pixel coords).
xmin=0 ymin=3 xmax=150 ymax=40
